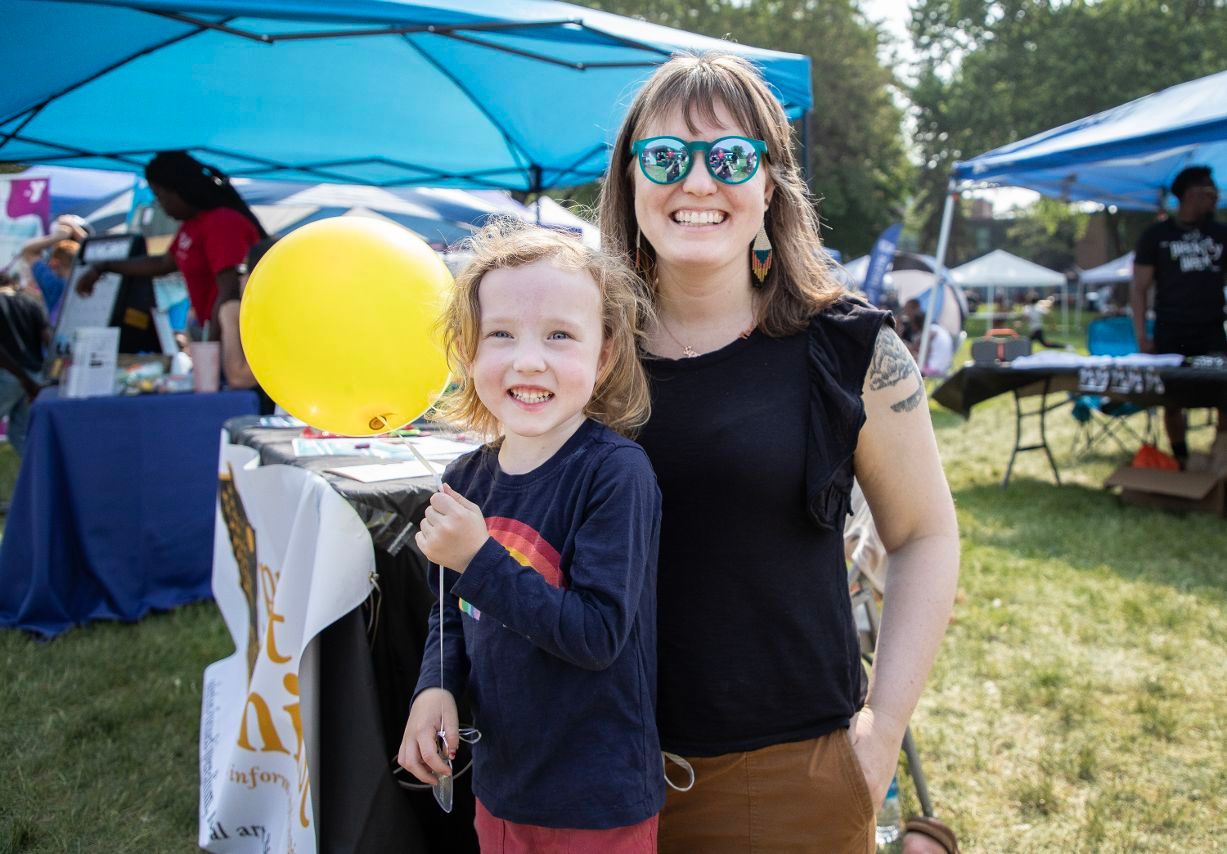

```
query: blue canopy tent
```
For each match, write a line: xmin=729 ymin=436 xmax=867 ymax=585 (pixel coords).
xmin=919 ymin=68 xmax=1227 ymax=367
xmin=948 ymin=69 xmax=1227 ymax=211
xmin=1 ymin=0 xmax=812 ymax=193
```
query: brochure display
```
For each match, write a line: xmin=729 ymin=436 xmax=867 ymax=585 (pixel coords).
xmin=61 ymin=327 xmax=120 ymax=399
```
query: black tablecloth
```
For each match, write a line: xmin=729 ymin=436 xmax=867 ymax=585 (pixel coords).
xmin=227 ymin=417 xmax=478 ymax=854
xmin=934 ymin=364 xmax=1227 ymax=418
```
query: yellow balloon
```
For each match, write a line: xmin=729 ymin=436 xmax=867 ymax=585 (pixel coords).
xmin=240 ymin=217 xmax=453 ymax=436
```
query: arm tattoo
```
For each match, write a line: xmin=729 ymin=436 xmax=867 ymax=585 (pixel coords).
xmin=891 ymin=384 xmax=925 ymax=412
xmin=869 ymin=327 xmax=925 ymax=413
xmin=869 ymin=326 xmax=917 ymax=390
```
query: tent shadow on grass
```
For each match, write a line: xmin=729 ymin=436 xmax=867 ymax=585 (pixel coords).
xmin=952 ymin=478 xmax=1227 ymax=597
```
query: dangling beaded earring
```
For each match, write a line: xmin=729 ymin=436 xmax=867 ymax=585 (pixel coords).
xmin=751 ymin=222 xmax=773 ymax=285
xmin=635 ymin=227 xmax=642 ymax=272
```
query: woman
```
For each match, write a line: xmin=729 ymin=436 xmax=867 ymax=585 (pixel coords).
xmin=216 ymin=238 xmax=278 ymax=414
xmin=76 ymin=151 xmax=266 ymax=341
xmin=598 ymin=53 xmax=961 ymax=853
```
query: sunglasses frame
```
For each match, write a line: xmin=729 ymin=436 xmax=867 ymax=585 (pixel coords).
xmin=631 ymin=136 xmax=768 ymax=186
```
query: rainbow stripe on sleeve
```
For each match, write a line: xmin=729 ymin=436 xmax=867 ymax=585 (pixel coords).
xmin=457 ymin=518 xmax=564 ymax=622
xmin=487 ymin=517 xmax=566 ymax=589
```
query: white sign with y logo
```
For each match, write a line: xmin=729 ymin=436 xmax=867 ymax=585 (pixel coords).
xmin=200 ymin=441 xmax=374 ymax=852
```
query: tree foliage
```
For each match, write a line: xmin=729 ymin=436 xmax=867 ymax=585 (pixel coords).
xmin=571 ymin=0 xmax=913 ymax=256
xmin=1001 ymin=198 xmax=1088 ymax=270
xmin=908 ymin=0 xmax=1227 ymax=256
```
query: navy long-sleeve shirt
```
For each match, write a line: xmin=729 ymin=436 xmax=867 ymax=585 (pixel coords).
xmin=413 ymin=419 xmax=664 ymax=829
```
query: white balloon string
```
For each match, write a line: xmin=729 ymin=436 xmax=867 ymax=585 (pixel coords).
xmin=438 ymin=563 xmax=445 ymax=700
xmin=406 ymin=441 xmax=447 ymax=734
xmin=407 ymin=442 xmax=443 ymax=491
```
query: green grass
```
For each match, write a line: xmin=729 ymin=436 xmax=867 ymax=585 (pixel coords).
xmin=0 ymin=442 xmax=21 ymax=508
xmin=3 ymin=323 xmax=1226 ymax=851
xmin=902 ymin=329 xmax=1227 ymax=852
xmin=0 ymin=603 xmax=229 ymax=853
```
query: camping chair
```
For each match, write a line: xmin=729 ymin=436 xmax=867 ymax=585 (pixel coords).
xmin=1086 ymin=314 xmax=1147 ymax=356
xmin=1069 ymin=316 xmax=1156 ymax=458
xmin=844 ymin=481 xmax=936 ymax=819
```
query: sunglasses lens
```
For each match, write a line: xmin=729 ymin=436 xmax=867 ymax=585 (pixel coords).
xmin=708 ymin=138 xmax=760 ymax=184
xmin=639 ymin=140 xmax=690 ymax=184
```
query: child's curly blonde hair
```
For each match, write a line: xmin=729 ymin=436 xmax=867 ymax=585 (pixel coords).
xmin=433 ymin=219 xmax=653 ymax=439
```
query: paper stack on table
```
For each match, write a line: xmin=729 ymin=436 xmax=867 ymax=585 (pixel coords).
xmin=325 ymin=461 xmax=442 ymax=483
xmin=295 ymin=435 xmax=479 ymax=461
xmin=321 ymin=435 xmax=481 ymax=483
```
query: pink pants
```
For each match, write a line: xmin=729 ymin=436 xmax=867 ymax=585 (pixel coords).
xmin=474 ymin=798 xmax=659 ymax=854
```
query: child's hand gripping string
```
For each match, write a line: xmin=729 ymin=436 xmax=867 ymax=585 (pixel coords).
xmin=398 ymin=688 xmax=459 ymax=785
xmin=416 ymin=483 xmax=489 ymax=573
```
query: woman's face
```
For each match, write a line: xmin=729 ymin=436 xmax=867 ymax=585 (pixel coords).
xmin=632 ymin=100 xmax=773 ymax=285
xmin=149 ymin=182 xmax=195 ymax=221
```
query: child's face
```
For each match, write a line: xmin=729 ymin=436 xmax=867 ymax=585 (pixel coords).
xmin=472 ymin=258 xmax=607 ymax=452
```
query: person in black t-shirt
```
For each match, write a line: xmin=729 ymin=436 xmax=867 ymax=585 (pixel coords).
xmin=0 ymin=272 xmax=49 ymax=458
xmin=599 ymin=52 xmax=961 ymax=854
xmin=1131 ymin=165 xmax=1227 ymax=465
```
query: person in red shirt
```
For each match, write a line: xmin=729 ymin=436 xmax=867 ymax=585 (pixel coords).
xmin=76 ymin=151 xmax=266 ymax=340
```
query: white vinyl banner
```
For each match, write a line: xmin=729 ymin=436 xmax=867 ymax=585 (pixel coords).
xmin=200 ymin=443 xmax=375 ymax=852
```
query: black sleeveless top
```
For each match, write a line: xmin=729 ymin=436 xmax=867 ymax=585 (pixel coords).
xmin=637 ymin=297 xmax=890 ymax=756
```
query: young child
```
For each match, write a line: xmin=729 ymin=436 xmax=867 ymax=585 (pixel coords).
xmin=397 ymin=221 xmax=664 ymax=852
xmin=1024 ymin=292 xmax=1066 ymax=349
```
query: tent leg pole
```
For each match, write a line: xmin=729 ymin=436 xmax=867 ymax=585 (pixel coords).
xmin=920 ymin=185 xmax=958 ymax=371
xmin=531 ymin=165 xmax=543 ymax=224
xmin=1076 ymin=282 xmax=1083 ymax=338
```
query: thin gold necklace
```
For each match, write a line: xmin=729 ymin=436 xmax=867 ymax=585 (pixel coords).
xmin=658 ymin=316 xmax=699 ymax=358
xmin=657 ymin=313 xmax=755 ymax=358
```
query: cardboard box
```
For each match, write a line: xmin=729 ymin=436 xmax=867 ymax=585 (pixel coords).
xmin=1104 ymin=458 xmax=1226 ymax=517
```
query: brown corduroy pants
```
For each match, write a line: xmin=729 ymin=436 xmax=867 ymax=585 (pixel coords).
xmin=659 ymin=730 xmax=876 ymax=854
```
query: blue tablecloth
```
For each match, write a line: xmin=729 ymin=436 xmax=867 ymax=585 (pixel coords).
xmin=0 ymin=388 xmax=259 ymax=637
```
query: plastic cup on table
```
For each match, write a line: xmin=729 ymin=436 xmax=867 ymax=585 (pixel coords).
xmin=189 ymin=341 xmax=221 ymax=393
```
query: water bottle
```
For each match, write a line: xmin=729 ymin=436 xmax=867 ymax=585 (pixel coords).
xmin=875 ymin=775 xmax=904 ymax=852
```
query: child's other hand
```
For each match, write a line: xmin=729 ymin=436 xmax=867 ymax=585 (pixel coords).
xmin=398 ymin=688 xmax=459 ymax=785
xmin=416 ymin=483 xmax=489 ymax=573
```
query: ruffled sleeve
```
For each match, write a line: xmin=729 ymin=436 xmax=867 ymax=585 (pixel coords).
xmin=804 ymin=296 xmax=894 ymax=529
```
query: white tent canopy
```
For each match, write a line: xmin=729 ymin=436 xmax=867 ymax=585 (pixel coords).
xmin=950 ymin=249 xmax=1068 ymax=331
xmin=841 ymin=255 xmax=869 ymax=283
xmin=1080 ymin=251 xmax=1134 ymax=286
xmin=949 ymin=249 xmax=1065 ymax=289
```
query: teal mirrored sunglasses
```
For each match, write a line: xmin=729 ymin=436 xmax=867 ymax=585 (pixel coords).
xmin=631 ymin=136 xmax=767 ymax=185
